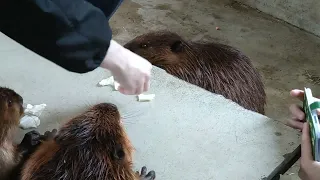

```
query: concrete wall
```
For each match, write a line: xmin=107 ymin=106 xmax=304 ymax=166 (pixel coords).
xmin=236 ymin=0 xmax=320 ymax=37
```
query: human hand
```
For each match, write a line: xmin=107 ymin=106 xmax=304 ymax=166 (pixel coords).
xmin=287 ymin=89 xmax=306 ymax=130
xmin=101 ymin=40 xmax=152 ymax=95
xmin=287 ymin=89 xmax=320 ymax=131
xmin=298 ymin=122 xmax=320 ymax=180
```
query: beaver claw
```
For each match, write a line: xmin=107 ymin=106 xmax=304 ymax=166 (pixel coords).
xmin=18 ymin=130 xmax=42 ymax=156
xmin=19 ymin=130 xmax=41 ymax=148
xmin=136 ymin=166 xmax=156 ymax=180
xmin=41 ymin=129 xmax=58 ymax=141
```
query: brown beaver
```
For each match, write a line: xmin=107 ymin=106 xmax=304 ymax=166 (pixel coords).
xmin=21 ymin=102 xmax=156 ymax=180
xmin=124 ymin=31 xmax=266 ymax=114
xmin=0 ymin=87 xmax=43 ymax=180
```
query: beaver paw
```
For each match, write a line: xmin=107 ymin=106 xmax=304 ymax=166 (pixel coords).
xmin=136 ymin=166 xmax=156 ymax=180
xmin=18 ymin=130 xmax=42 ymax=156
xmin=41 ymin=129 xmax=58 ymax=141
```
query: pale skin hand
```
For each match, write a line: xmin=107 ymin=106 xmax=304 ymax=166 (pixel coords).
xmin=299 ymin=123 xmax=320 ymax=180
xmin=287 ymin=89 xmax=320 ymax=130
xmin=287 ymin=89 xmax=320 ymax=180
xmin=100 ymin=40 xmax=152 ymax=95
xmin=287 ymin=89 xmax=306 ymax=130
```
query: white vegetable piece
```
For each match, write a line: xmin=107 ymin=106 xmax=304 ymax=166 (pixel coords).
xmin=24 ymin=104 xmax=47 ymax=117
xmin=99 ymin=76 xmax=120 ymax=91
xmin=19 ymin=116 xmax=40 ymax=129
xmin=98 ymin=76 xmax=114 ymax=86
xmin=19 ymin=103 xmax=47 ymax=130
xmin=137 ymin=94 xmax=155 ymax=102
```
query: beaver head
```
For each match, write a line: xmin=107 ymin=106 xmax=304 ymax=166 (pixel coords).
xmin=124 ymin=31 xmax=266 ymax=115
xmin=23 ymin=103 xmax=136 ymax=180
xmin=124 ymin=31 xmax=188 ymax=69
xmin=0 ymin=87 xmax=23 ymax=127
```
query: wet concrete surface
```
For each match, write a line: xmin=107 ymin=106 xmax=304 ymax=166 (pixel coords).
xmin=109 ymin=0 xmax=320 ymax=179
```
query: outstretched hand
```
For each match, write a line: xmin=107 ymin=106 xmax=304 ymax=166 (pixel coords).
xmin=101 ymin=40 xmax=152 ymax=95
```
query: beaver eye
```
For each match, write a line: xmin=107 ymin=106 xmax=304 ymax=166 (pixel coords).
xmin=116 ymin=149 xmax=125 ymax=160
xmin=8 ymin=100 xmax=12 ymax=107
xmin=141 ymin=44 xmax=148 ymax=48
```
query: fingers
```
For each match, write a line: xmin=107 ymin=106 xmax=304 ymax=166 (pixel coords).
xmin=287 ymin=89 xmax=306 ymax=130
xmin=290 ymin=104 xmax=305 ymax=120
xmin=118 ymin=86 xmax=131 ymax=95
xmin=301 ymin=123 xmax=314 ymax=163
xmin=287 ymin=103 xmax=305 ymax=130
xmin=286 ymin=118 xmax=304 ymax=130
xmin=117 ymin=77 xmax=150 ymax=95
xmin=290 ymin=89 xmax=305 ymax=101
xmin=143 ymin=76 xmax=150 ymax=92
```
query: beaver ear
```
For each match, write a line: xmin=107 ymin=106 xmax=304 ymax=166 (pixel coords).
xmin=171 ymin=40 xmax=183 ymax=52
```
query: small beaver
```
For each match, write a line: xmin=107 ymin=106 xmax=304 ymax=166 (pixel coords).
xmin=124 ymin=31 xmax=266 ymax=114
xmin=0 ymin=87 xmax=42 ymax=180
xmin=21 ymin=103 xmax=156 ymax=180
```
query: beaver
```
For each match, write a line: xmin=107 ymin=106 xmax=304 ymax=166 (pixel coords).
xmin=0 ymin=87 xmax=43 ymax=180
xmin=124 ymin=31 xmax=266 ymax=114
xmin=21 ymin=102 xmax=156 ymax=180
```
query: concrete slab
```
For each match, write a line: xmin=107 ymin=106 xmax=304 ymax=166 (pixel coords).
xmin=0 ymin=32 xmax=301 ymax=179
xmin=110 ymin=0 xmax=320 ymax=128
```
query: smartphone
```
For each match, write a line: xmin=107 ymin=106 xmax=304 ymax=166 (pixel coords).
xmin=303 ymin=87 xmax=320 ymax=161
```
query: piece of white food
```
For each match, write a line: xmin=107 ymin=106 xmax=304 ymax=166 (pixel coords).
xmin=98 ymin=76 xmax=114 ymax=86
xmin=137 ymin=94 xmax=155 ymax=102
xmin=20 ymin=116 xmax=40 ymax=129
xmin=99 ymin=76 xmax=120 ymax=91
xmin=19 ymin=103 xmax=47 ymax=130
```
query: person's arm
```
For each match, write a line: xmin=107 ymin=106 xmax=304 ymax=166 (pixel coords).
xmin=0 ymin=0 xmax=116 ymax=73
xmin=0 ymin=0 xmax=152 ymax=94
xmin=31 ymin=0 xmax=113 ymax=73
xmin=288 ymin=89 xmax=320 ymax=180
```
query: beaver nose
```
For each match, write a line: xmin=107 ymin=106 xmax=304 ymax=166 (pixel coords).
xmin=123 ymin=43 xmax=130 ymax=49
xmin=123 ymin=43 xmax=137 ymax=52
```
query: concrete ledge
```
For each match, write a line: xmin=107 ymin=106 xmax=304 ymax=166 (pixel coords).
xmin=0 ymin=32 xmax=300 ymax=179
xmin=236 ymin=0 xmax=320 ymax=37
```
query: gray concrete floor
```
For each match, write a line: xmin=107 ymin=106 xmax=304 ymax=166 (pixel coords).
xmin=109 ymin=0 xmax=320 ymax=179
xmin=0 ymin=0 xmax=318 ymax=179
xmin=0 ymin=32 xmax=301 ymax=179
xmin=110 ymin=0 xmax=320 ymax=125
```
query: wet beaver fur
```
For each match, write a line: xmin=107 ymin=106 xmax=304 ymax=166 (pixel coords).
xmin=124 ymin=31 xmax=266 ymax=114
xmin=0 ymin=87 xmax=43 ymax=180
xmin=21 ymin=102 xmax=156 ymax=180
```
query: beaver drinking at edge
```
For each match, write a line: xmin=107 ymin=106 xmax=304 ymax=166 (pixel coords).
xmin=124 ymin=31 xmax=266 ymax=114
xmin=0 ymin=87 xmax=43 ymax=180
xmin=21 ymin=102 xmax=156 ymax=180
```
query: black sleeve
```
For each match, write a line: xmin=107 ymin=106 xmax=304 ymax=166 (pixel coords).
xmin=0 ymin=0 xmax=119 ymax=73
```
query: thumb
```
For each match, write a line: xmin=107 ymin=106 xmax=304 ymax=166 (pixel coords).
xmin=290 ymin=89 xmax=305 ymax=101
xmin=301 ymin=122 xmax=314 ymax=162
